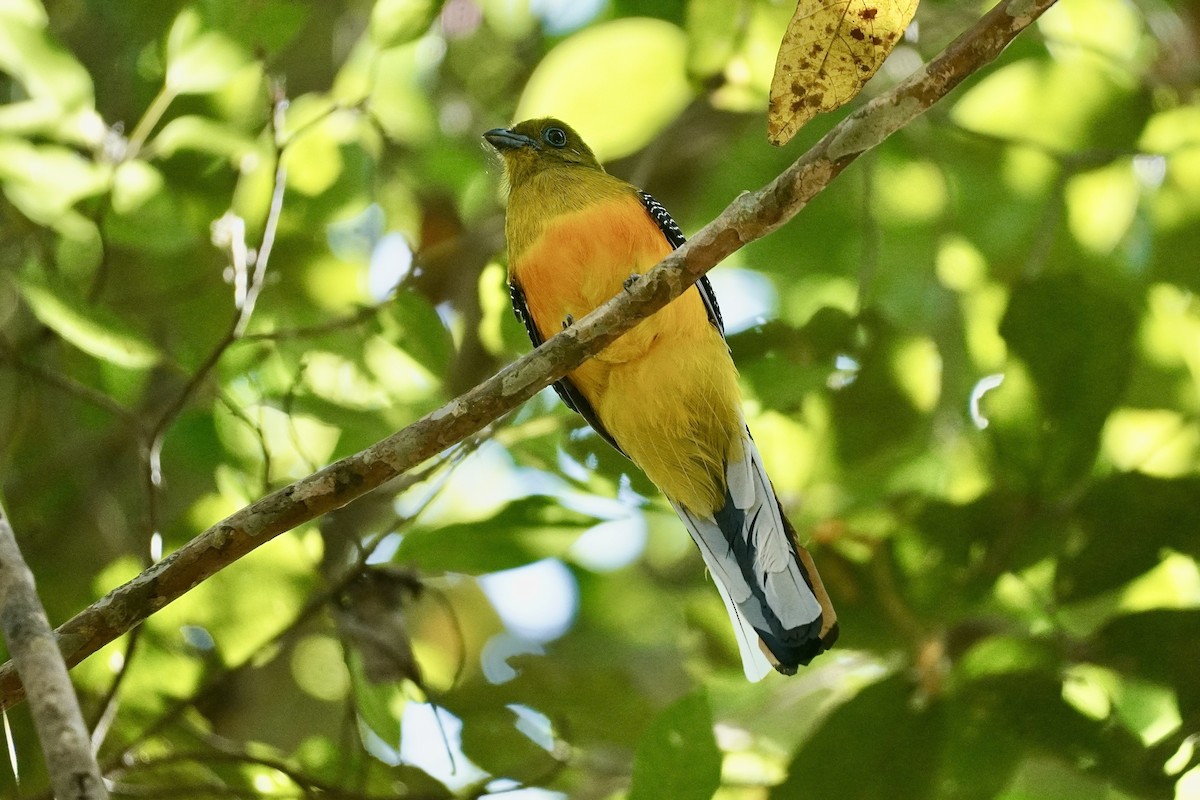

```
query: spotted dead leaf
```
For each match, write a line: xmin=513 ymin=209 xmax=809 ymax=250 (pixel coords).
xmin=768 ymin=0 xmax=919 ymax=145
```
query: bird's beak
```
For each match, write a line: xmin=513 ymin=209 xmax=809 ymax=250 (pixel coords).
xmin=484 ymin=128 xmax=539 ymax=151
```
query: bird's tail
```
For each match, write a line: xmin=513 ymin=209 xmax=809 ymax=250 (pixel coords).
xmin=672 ymin=428 xmax=838 ymax=681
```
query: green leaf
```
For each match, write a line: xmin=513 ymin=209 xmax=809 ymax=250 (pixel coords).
xmin=348 ymin=654 xmax=406 ymax=750
xmin=382 ymin=291 xmax=456 ymax=381
xmin=458 ymin=706 xmax=558 ymax=782
xmin=190 ymin=0 xmax=309 ymax=56
xmin=0 ymin=139 xmax=109 ymax=226
xmin=829 ymin=317 xmax=925 ymax=466
xmin=165 ymin=7 xmax=250 ymax=95
xmin=684 ymin=0 xmax=742 ymax=78
xmin=0 ymin=0 xmax=46 ymax=25
xmin=774 ymin=674 xmax=944 ymax=800
xmin=387 ymin=766 xmax=454 ymax=799
xmin=730 ymin=310 xmax=856 ymax=412
xmin=904 ymin=491 xmax=1058 ymax=610
xmin=1057 ymin=472 xmax=1200 ymax=601
xmin=942 ymin=671 xmax=1171 ymax=799
xmin=149 ymin=115 xmax=257 ymax=160
xmin=629 ymin=689 xmax=721 ymax=800
xmin=369 ymin=0 xmax=441 ymax=48
xmin=19 ymin=282 xmax=162 ymax=369
xmin=1092 ymin=610 xmax=1200 ymax=723
xmin=0 ymin=11 xmax=95 ymax=131
xmin=999 ymin=272 xmax=1138 ymax=489
xmin=516 ymin=18 xmax=693 ymax=160
xmin=395 ymin=495 xmax=600 ymax=574
xmin=111 ymin=160 xmax=165 ymax=215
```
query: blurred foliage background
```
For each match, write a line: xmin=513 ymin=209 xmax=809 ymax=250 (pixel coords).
xmin=1 ymin=0 xmax=1199 ymax=797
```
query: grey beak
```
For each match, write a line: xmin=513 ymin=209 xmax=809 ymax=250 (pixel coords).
xmin=484 ymin=128 xmax=539 ymax=151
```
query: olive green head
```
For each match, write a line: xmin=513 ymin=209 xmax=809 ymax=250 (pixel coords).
xmin=484 ymin=118 xmax=602 ymax=187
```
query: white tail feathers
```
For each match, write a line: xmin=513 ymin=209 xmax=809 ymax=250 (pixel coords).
xmin=673 ymin=427 xmax=834 ymax=681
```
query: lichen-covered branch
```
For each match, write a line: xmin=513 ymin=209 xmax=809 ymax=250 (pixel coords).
xmin=0 ymin=501 xmax=109 ymax=798
xmin=0 ymin=0 xmax=1057 ymax=710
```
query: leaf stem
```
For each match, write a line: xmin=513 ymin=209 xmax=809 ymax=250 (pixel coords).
xmin=124 ymin=85 xmax=176 ymax=161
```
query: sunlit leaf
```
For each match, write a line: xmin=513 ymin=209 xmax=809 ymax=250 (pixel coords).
xmin=381 ymin=290 xmax=456 ymax=379
xmin=149 ymin=115 xmax=258 ymax=160
xmin=946 ymin=671 xmax=1171 ymax=799
xmin=165 ymin=7 xmax=250 ymax=95
xmin=0 ymin=0 xmax=47 ymax=25
xmin=516 ymin=18 xmax=692 ymax=161
xmin=365 ymin=44 xmax=439 ymax=145
xmin=0 ymin=11 xmax=94 ymax=116
xmin=768 ymin=0 xmax=917 ymax=144
xmin=951 ymin=57 xmax=1142 ymax=154
xmin=629 ymin=689 xmax=721 ymax=800
xmin=19 ymin=282 xmax=162 ymax=369
xmin=370 ymin=0 xmax=440 ymax=48
xmin=111 ymin=160 xmax=164 ymax=214
xmin=685 ymin=0 xmax=743 ymax=78
xmin=0 ymin=138 xmax=109 ymax=225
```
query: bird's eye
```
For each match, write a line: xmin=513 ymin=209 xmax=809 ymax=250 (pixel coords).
xmin=543 ymin=127 xmax=568 ymax=148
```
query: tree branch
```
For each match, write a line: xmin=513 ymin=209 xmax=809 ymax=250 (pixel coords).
xmin=0 ymin=0 xmax=1057 ymax=710
xmin=0 ymin=501 xmax=109 ymax=798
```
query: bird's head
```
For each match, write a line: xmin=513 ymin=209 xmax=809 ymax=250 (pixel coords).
xmin=484 ymin=118 xmax=602 ymax=188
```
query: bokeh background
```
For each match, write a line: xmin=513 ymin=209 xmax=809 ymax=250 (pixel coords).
xmin=1 ymin=0 xmax=1199 ymax=797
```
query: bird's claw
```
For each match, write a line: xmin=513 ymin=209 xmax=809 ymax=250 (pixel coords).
xmin=562 ymin=314 xmax=574 ymax=330
xmin=623 ymin=273 xmax=641 ymax=292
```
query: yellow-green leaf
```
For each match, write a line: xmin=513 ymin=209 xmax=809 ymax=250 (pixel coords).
xmin=768 ymin=0 xmax=917 ymax=145
xmin=20 ymin=282 xmax=163 ymax=369
xmin=369 ymin=0 xmax=439 ymax=48
xmin=149 ymin=115 xmax=257 ymax=160
xmin=0 ymin=138 xmax=110 ymax=226
xmin=516 ymin=18 xmax=692 ymax=161
xmin=165 ymin=7 xmax=249 ymax=95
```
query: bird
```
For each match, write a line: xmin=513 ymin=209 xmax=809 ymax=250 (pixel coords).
xmin=484 ymin=117 xmax=838 ymax=680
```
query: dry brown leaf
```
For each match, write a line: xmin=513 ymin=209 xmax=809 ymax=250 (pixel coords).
xmin=768 ymin=0 xmax=919 ymax=145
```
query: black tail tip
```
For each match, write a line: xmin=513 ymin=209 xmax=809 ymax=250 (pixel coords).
xmin=771 ymin=621 xmax=840 ymax=676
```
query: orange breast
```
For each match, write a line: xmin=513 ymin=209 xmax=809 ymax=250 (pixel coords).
xmin=510 ymin=193 xmax=745 ymax=513
xmin=513 ymin=195 xmax=672 ymax=339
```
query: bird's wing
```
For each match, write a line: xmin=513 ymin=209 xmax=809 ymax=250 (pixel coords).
xmin=672 ymin=425 xmax=838 ymax=679
xmin=637 ymin=190 xmax=724 ymax=336
xmin=508 ymin=279 xmax=627 ymax=455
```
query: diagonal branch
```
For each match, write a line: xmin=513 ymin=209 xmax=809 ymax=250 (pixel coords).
xmin=0 ymin=0 xmax=1057 ymax=710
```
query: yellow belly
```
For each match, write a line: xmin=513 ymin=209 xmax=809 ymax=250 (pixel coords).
xmin=511 ymin=194 xmax=743 ymax=513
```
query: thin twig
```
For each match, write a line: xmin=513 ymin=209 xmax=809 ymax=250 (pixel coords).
xmin=87 ymin=624 xmax=142 ymax=753
xmin=0 ymin=0 xmax=1060 ymax=709
xmin=235 ymin=302 xmax=386 ymax=343
xmin=0 ymin=336 xmax=139 ymax=427
xmin=234 ymin=86 xmax=289 ymax=339
xmin=142 ymin=88 xmax=291 ymax=543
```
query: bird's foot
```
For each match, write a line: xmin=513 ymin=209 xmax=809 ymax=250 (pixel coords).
xmin=562 ymin=313 xmax=574 ymax=330
xmin=623 ymin=273 xmax=641 ymax=292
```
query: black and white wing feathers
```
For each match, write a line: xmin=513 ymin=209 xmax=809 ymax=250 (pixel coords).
xmin=637 ymin=190 xmax=724 ymax=336
xmin=508 ymin=279 xmax=626 ymax=455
